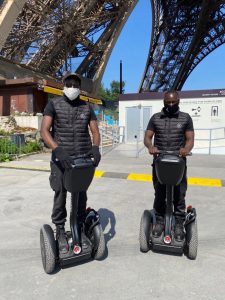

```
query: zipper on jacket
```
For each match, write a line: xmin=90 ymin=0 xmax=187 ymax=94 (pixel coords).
xmin=166 ymin=118 xmax=171 ymax=149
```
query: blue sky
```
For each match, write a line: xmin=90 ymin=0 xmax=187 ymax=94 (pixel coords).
xmin=102 ymin=0 xmax=225 ymax=93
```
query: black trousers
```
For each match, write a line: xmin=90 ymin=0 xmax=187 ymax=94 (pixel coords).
xmin=49 ymin=161 xmax=87 ymax=225
xmin=152 ymin=163 xmax=187 ymax=220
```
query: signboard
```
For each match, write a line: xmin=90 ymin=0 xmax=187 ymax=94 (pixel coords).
xmin=180 ymin=97 xmax=225 ymax=128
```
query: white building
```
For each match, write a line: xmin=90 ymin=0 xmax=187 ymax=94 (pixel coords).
xmin=119 ymin=89 xmax=225 ymax=154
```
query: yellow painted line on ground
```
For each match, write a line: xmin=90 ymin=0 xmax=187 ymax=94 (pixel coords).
xmin=188 ymin=177 xmax=222 ymax=187
xmin=0 ymin=165 xmax=50 ymax=171
xmin=0 ymin=164 xmax=223 ymax=187
xmin=94 ymin=170 xmax=105 ymax=178
xmin=127 ymin=173 xmax=152 ymax=182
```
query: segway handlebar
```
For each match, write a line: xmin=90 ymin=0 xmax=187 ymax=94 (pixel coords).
xmin=70 ymin=153 xmax=93 ymax=159
xmin=155 ymin=150 xmax=192 ymax=156
xmin=69 ymin=153 xmax=94 ymax=168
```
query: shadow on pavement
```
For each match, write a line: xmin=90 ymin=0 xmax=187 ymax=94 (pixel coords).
xmin=98 ymin=208 xmax=116 ymax=244
xmin=98 ymin=208 xmax=116 ymax=260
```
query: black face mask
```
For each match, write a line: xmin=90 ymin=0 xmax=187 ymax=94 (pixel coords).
xmin=163 ymin=103 xmax=179 ymax=115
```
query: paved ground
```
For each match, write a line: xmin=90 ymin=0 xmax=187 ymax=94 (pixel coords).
xmin=0 ymin=144 xmax=225 ymax=300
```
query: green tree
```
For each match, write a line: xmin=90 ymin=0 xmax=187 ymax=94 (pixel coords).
xmin=98 ymin=80 xmax=125 ymax=101
xmin=98 ymin=83 xmax=111 ymax=101
xmin=110 ymin=80 xmax=125 ymax=100
xmin=97 ymin=81 xmax=125 ymax=121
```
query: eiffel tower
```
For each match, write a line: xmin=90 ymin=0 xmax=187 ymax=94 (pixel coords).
xmin=140 ymin=0 xmax=225 ymax=92
xmin=0 ymin=0 xmax=138 ymax=95
xmin=0 ymin=0 xmax=225 ymax=95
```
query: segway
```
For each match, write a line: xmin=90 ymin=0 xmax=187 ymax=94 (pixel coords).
xmin=139 ymin=151 xmax=198 ymax=259
xmin=40 ymin=156 xmax=106 ymax=274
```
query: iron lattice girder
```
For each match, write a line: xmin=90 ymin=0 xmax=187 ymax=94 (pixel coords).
xmin=140 ymin=0 xmax=225 ymax=92
xmin=0 ymin=0 xmax=58 ymax=60
xmin=0 ymin=0 xmax=138 ymax=94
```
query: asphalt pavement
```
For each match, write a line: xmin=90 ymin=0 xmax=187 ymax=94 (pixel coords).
xmin=0 ymin=144 xmax=225 ymax=300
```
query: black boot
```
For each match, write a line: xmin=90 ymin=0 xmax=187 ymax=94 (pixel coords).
xmin=152 ymin=215 xmax=164 ymax=237
xmin=56 ymin=225 xmax=69 ymax=254
xmin=174 ymin=218 xmax=185 ymax=241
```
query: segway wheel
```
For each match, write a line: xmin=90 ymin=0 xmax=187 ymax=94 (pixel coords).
xmin=91 ymin=224 xmax=106 ymax=260
xmin=40 ymin=224 xmax=57 ymax=274
xmin=186 ymin=219 xmax=198 ymax=260
xmin=139 ymin=210 xmax=152 ymax=252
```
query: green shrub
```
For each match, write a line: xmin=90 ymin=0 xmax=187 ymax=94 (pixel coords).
xmin=0 ymin=130 xmax=9 ymax=136
xmin=0 ymin=138 xmax=18 ymax=154
xmin=0 ymin=139 xmax=42 ymax=162
xmin=0 ymin=153 xmax=12 ymax=162
xmin=20 ymin=141 xmax=41 ymax=154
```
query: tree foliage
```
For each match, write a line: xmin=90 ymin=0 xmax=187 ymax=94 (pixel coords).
xmin=98 ymin=80 xmax=125 ymax=101
xmin=97 ymin=80 xmax=125 ymax=120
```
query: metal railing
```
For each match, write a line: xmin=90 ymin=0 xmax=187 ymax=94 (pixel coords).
xmin=0 ymin=126 xmax=124 ymax=160
xmin=134 ymin=134 xmax=146 ymax=158
xmin=0 ymin=134 xmax=25 ymax=160
xmin=0 ymin=132 xmax=40 ymax=161
xmin=194 ymin=127 xmax=225 ymax=155
xmin=99 ymin=124 xmax=125 ymax=155
xmin=133 ymin=127 xmax=225 ymax=157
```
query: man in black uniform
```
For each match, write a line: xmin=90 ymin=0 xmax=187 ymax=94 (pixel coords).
xmin=144 ymin=91 xmax=194 ymax=241
xmin=41 ymin=73 xmax=101 ymax=253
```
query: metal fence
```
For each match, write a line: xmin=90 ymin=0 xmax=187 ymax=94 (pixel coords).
xmin=99 ymin=124 xmax=125 ymax=155
xmin=0 ymin=134 xmax=25 ymax=160
xmin=0 ymin=126 xmax=125 ymax=160
xmin=133 ymin=127 xmax=225 ymax=157
xmin=2 ymin=126 xmax=223 ymax=160
xmin=194 ymin=127 xmax=225 ymax=154
xmin=0 ymin=132 xmax=40 ymax=161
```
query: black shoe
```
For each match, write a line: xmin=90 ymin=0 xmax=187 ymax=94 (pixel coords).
xmin=56 ymin=225 xmax=69 ymax=254
xmin=152 ymin=216 xmax=164 ymax=237
xmin=174 ymin=219 xmax=185 ymax=241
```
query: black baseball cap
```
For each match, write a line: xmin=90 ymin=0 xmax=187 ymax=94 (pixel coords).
xmin=63 ymin=72 xmax=81 ymax=84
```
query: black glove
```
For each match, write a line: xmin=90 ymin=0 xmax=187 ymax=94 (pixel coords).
xmin=87 ymin=145 xmax=101 ymax=167
xmin=53 ymin=147 xmax=73 ymax=170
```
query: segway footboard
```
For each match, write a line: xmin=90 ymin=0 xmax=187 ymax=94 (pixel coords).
xmin=151 ymin=236 xmax=184 ymax=255
xmin=150 ymin=211 xmax=185 ymax=255
xmin=59 ymin=232 xmax=93 ymax=267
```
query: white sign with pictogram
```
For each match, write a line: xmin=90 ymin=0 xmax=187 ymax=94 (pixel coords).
xmin=179 ymin=98 xmax=225 ymax=128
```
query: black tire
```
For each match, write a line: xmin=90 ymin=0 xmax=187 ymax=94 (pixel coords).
xmin=91 ymin=224 xmax=106 ymax=260
xmin=139 ymin=210 xmax=152 ymax=252
xmin=40 ymin=224 xmax=57 ymax=274
xmin=186 ymin=219 xmax=198 ymax=260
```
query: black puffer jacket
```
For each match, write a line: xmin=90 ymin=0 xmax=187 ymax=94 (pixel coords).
xmin=151 ymin=109 xmax=193 ymax=151
xmin=51 ymin=96 xmax=92 ymax=155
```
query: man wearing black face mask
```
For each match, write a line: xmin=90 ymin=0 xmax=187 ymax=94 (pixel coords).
xmin=144 ymin=90 xmax=194 ymax=241
xmin=40 ymin=73 xmax=101 ymax=253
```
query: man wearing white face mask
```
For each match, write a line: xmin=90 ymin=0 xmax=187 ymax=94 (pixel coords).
xmin=63 ymin=84 xmax=80 ymax=100
xmin=41 ymin=73 xmax=101 ymax=253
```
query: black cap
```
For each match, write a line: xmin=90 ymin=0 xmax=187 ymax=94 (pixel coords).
xmin=63 ymin=72 xmax=81 ymax=84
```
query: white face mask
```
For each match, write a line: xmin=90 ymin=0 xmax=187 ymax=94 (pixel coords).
xmin=63 ymin=87 xmax=80 ymax=100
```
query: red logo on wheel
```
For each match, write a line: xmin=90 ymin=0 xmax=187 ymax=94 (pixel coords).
xmin=73 ymin=245 xmax=81 ymax=254
xmin=164 ymin=235 xmax=171 ymax=244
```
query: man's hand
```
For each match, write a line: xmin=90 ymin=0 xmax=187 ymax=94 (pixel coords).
xmin=87 ymin=145 xmax=101 ymax=167
xmin=52 ymin=147 xmax=73 ymax=170
xmin=148 ymin=146 xmax=159 ymax=155
xmin=179 ymin=148 xmax=189 ymax=157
